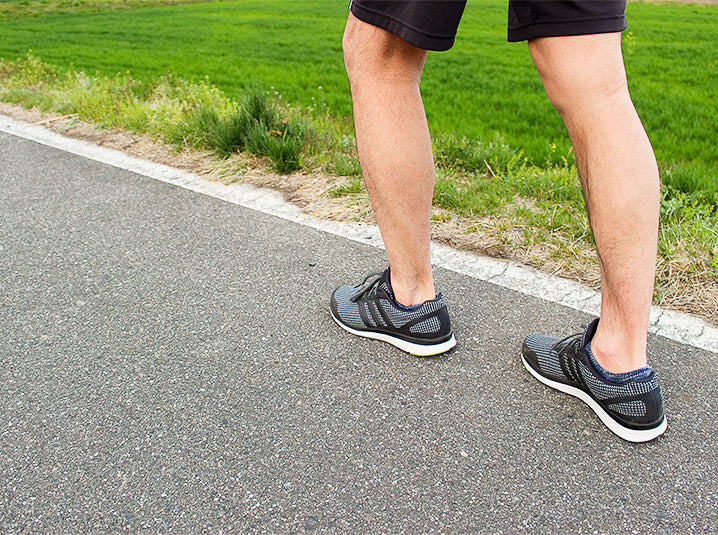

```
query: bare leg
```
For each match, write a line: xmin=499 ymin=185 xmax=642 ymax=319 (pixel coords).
xmin=529 ymin=33 xmax=660 ymax=373
xmin=343 ymin=13 xmax=436 ymax=306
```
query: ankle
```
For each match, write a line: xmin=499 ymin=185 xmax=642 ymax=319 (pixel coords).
xmin=590 ymin=328 xmax=648 ymax=374
xmin=585 ymin=342 xmax=651 ymax=383
xmin=388 ymin=272 xmax=436 ymax=307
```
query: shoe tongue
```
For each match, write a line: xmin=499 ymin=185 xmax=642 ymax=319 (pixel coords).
xmin=582 ymin=318 xmax=600 ymax=347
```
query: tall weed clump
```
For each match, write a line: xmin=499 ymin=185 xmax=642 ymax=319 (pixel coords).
xmin=146 ymin=77 xmax=308 ymax=174
xmin=187 ymin=90 xmax=309 ymax=174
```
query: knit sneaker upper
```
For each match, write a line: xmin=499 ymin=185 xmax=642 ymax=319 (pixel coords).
xmin=522 ymin=318 xmax=666 ymax=441
xmin=330 ymin=270 xmax=455 ymax=356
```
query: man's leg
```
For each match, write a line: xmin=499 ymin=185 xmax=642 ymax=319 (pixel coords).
xmin=529 ymin=32 xmax=660 ymax=374
xmin=520 ymin=32 xmax=665 ymax=441
xmin=329 ymin=12 xmax=456 ymax=356
xmin=342 ymin=13 xmax=436 ymax=307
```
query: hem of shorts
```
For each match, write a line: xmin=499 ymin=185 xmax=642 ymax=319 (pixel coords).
xmin=507 ymin=17 xmax=627 ymax=43
xmin=350 ymin=2 xmax=456 ymax=51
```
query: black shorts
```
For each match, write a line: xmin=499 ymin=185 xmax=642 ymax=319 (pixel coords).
xmin=349 ymin=0 xmax=628 ymax=50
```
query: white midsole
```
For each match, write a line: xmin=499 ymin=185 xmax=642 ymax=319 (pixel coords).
xmin=331 ymin=313 xmax=456 ymax=357
xmin=521 ymin=355 xmax=667 ymax=443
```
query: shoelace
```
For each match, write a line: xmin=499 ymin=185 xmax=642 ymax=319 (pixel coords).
xmin=553 ymin=332 xmax=587 ymax=387
xmin=350 ymin=272 xmax=385 ymax=303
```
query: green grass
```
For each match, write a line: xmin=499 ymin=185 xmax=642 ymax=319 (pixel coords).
xmin=0 ymin=0 xmax=716 ymax=178
xmin=0 ymin=1 xmax=351 ymax=121
xmin=0 ymin=0 xmax=212 ymax=19
xmin=0 ymin=0 xmax=716 ymax=320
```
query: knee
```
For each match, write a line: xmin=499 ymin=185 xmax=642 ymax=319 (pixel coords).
xmin=529 ymin=36 xmax=630 ymax=117
xmin=542 ymin=70 xmax=629 ymax=118
xmin=343 ymin=13 xmax=426 ymax=87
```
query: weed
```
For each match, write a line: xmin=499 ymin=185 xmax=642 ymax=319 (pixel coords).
xmin=661 ymin=163 xmax=717 ymax=208
xmin=328 ymin=152 xmax=362 ymax=178
xmin=434 ymin=133 xmax=524 ymax=177
xmin=329 ymin=178 xmax=364 ymax=198
xmin=0 ymin=56 xmax=308 ymax=172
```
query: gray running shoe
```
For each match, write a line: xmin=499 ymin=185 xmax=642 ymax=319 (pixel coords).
xmin=330 ymin=270 xmax=456 ymax=356
xmin=522 ymin=318 xmax=666 ymax=442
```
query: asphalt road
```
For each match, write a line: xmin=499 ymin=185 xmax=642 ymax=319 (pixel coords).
xmin=1 ymin=129 xmax=716 ymax=534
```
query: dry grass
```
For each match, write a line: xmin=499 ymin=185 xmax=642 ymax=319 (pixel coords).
xmin=2 ymin=101 xmax=715 ymax=325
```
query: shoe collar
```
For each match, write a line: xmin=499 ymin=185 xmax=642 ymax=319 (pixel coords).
xmin=582 ymin=317 xmax=600 ymax=348
xmin=382 ymin=268 xmax=395 ymax=299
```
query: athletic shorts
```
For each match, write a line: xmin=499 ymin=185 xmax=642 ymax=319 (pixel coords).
xmin=349 ymin=0 xmax=628 ymax=50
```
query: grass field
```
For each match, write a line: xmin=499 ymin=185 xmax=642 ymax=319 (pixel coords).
xmin=1 ymin=1 xmax=717 ymax=174
xmin=0 ymin=0 xmax=716 ymax=321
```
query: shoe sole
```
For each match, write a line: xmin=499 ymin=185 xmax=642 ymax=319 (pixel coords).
xmin=331 ymin=312 xmax=456 ymax=357
xmin=521 ymin=354 xmax=667 ymax=443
